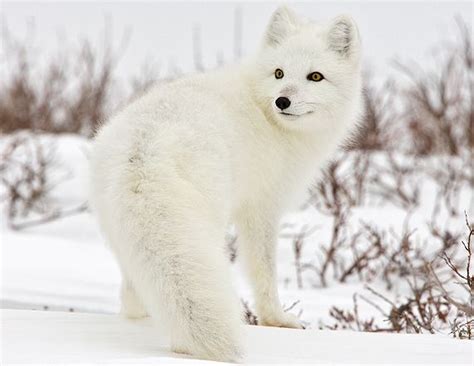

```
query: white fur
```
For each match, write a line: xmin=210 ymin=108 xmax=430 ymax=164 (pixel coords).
xmin=89 ymin=6 xmax=362 ymax=362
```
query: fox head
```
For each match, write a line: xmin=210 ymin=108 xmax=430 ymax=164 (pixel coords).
xmin=251 ymin=6 xmax=363 ymax=133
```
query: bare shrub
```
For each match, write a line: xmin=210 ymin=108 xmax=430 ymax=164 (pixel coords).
xmin=316 ymin=208 xmax=350 ymax=287
xmin=281 ymin=224 xmax=319 ymax=289
xmin=290 ymin=206 xmax=385 ymax=288
xmin=428 ymin=213 xmax=473 ymax=338
xmin=310 ymin=154 xmax=357 ymax=214
xmin=369 ymin=152 xmax=420 ymax=209
xmin=326 ymin=282 xmax=453 ymax=335
xmin=0 ymin=132 xmax=87 ymax=229
xmin=0 ymin=133 xmax=58 ymax=225
xmin=348 ymin=76 xmax=396 ymax=151
xmin=310 ymin=150 xmax=422 ymax=212
xmin=326 ymin=294 xmax=379 ymax=332
xmin=338 ymin=222 xmax=385 ymax=284
xmin=345 ymin=18 xmax=472 ymax=157
xmin=427 ymin=154 xmax=473 ymax=219
xmin=393 ymin=17 xmax=473 ymax=156
xmin=324 ymin=215 xmax=473 ymax=338
xmin=0 ymin=23 xmax=128 ymax=136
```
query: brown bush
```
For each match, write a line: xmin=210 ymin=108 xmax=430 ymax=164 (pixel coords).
xmin=0 ymin=24 xmax=129 ymax=136
xmin=393 ymin=17 xmax=473 ymax=156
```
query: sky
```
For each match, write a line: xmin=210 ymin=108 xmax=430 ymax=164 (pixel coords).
xmin=1 ymin=1 xmax=472 ymax=82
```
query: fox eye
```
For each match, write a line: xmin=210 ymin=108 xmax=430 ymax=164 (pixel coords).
xmin=274 ymin=68 xmax=284 ymax=79
xmin=307 ymin=72 xmax=324 ymax=82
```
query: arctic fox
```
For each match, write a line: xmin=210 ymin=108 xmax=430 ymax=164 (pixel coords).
xmin=89 ymin=6 xmax=362 ymax=362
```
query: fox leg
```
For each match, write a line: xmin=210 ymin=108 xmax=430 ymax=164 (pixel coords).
xmin=236 ymin=211 xmax=303 ymax=329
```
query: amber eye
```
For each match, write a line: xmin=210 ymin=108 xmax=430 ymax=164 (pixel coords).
xmin=275 ymin=68 xmax=284 ymax=79
xmin=307 ymin=72 xmax=324 ymax=82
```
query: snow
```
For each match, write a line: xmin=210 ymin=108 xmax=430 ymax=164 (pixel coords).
xmin=2 ymin=219 xmax=121 ymax=314
xmin=2 ymin=309 xmax=472 ymax=364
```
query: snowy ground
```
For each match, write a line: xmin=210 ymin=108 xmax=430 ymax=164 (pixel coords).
xmin=2 ymin=309 xmax=471 ymax=364
xmin=1 ymin=134 xmax=473 ymax=364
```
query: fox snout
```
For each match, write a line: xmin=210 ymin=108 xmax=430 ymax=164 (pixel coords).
xmin=275 ymin=96 xmax=291 ymax=110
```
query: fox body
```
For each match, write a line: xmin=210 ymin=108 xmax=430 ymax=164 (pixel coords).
xmin=90 ymin=6 xmax=362 ymax=362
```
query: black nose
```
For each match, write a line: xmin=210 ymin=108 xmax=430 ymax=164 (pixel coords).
xmin=275 ymin=97 xmax=291 ymax=110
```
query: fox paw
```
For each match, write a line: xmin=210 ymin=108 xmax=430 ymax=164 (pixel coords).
xmin=121 ymin=307 xmax=148 ymax=319
xmin=259 ymin=311 xmax=304 ymax=329
xmin=120 ymin=294 xmax=148 ymax=319
xmin=171 ymin=343 xmax=192 ymax=357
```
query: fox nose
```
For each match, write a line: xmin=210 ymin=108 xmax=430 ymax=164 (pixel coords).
xmin=275 ymin=97 xmax=291 ymax=110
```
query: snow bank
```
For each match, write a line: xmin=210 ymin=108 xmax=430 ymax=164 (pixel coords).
xmin=2 ymin=309 xmax=471 ymax=365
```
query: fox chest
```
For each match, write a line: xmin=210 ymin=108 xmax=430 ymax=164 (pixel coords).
xmin=232 ymin=149 xmax=316 ymax=214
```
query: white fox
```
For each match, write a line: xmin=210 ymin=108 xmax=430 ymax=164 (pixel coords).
xmin=89 ymin=6 xmax=362 ymax=362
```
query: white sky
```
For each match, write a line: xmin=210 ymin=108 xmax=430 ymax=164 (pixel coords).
xmin=1 ymin=1 xmax=472 ymax=82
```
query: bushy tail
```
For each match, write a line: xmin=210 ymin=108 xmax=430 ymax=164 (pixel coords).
xmin=115 ymin=184 xmax=243 ymax=362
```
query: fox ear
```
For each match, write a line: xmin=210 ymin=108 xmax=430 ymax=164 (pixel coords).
xmin=263 ymin=6 xmax=301 ymax=47
xmin=327 ymin=15 xmax=360 ymax=59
